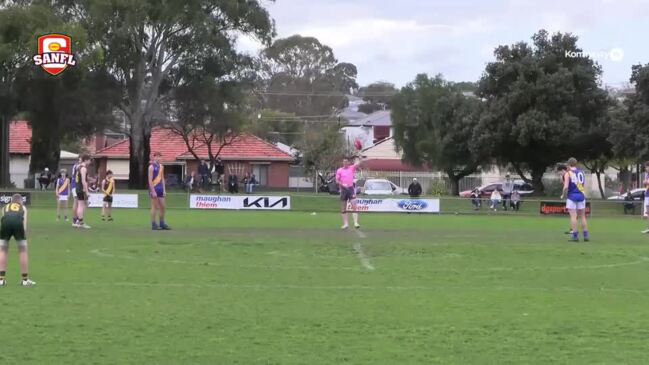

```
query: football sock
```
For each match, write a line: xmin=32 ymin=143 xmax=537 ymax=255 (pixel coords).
xmin=572 ymin=231 xmax=578 ymax=240
xmin=583 ymin=230 xmax=589 ymax=239
xmin=0 ymin=271 xmax=6 ymax=280
xmin=160 ymin=219 xmax=165 ymax=227
xmin=21 ymin=273 xmax=28 ymax=280
xmin=352 ymin=213 xmax=359 ymax=225
xmin=342 ymin=214 xmax=349 ymax=226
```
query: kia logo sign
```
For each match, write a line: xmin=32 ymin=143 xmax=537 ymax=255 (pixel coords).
xmin=398 ymin=200 xmax=428 ymax=211
xmin=243 ymin=197 xmax=289 ymax=209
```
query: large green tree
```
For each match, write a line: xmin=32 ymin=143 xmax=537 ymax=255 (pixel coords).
xmin=357 ymin=81 xmax=398 ymax=114
xmin=259 ymin=35 xmax=358 ymax=117
xmin=70 ymin=0 xmax=274 ymax=188
xmin=473 ymin=30 xmax=610 ymax=193
xmin=0 ymin=2 xmax=119 ymax=175
xmin=392 ymin=74 xmax=483 ymax=195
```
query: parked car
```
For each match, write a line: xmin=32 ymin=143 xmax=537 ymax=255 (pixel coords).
xmin=459 ymin=180 xmax=534 ymax=198
xmin=361 ymin=179 xmax=407 ymax=195
xmin=607 ymin=188 xmax=646 ymax=201
xmin=326 ymin=178 xmax=363 ymax=195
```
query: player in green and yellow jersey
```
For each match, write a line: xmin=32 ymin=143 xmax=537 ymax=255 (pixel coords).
xmin=0 ymin=194 xmax=35 ymax=287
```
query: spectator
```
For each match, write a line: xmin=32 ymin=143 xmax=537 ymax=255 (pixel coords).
xmin=185 ymin=171 xmax=197 ymax=192
xmin=623 ymin=189 xmax=635 ymax=215
xmin=246 ymin=173 xmax=257 ymax=194
xmin=88 ymin=176 xmax=99 ymax=193
xmin=227 ymin=175 xmax=238 ymax=194
xmin=408 ymin=178 xmax=422 ymax=198
xmin=470 ymin=188 xmax=482 ymax=210
xmin=510 ymin=190 xmax=521 ymax=211
xmin=198 ymin=160 xmax=210 ymax=191
xmin=39 ymin=167 xmax=52 ymax=190
xmin=490 ymin=189 xmax=502 ymax=211
xmin=214 ymin=158 xmax=225 ymax=180
xmin=242 ymin=173 xmax=249 ymax=193
xmin=502 ymin=174 xmax=514 ymax=210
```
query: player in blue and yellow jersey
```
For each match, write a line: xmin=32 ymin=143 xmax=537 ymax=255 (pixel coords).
xmin=560 ymin=157 xmax=589 ymax=242
xmin=55 ymin=169 xmax=70 ymax=222
xmin=642 ymin=161 xmax=649 ymax=234
xmin=0 ymin=194 xmax=36 ymax=287
xmin=101 ymin=170 xmax=115 ymax=222
xmin=148 ymin=152 xmax=170 ymax=230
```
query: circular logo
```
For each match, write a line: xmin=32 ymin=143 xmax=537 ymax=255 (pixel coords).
xmin=48 ymin=42 xmax=61 ymax=52
xmin=609 ymin=48 xmax=624 ymax=62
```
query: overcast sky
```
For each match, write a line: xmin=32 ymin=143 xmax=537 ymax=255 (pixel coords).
xmin=238 ymin=0 xmax=649 ymax=88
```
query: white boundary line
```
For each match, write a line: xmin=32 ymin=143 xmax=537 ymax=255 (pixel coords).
xmin=88 ymin=249 xmax=361 ymax=271
xmin=40 ymin=281 xmax=649 ymax=294
xmin=352 ymin=229 xmax=374 ymax=271
xmin=353 ymin=242 xmax=375 ymax=271
xmin=89 ymin=249 xmax=649 ymax=273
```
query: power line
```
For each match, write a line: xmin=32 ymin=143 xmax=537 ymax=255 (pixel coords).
xmin=258 ymin=91 xmax=398 ymax=97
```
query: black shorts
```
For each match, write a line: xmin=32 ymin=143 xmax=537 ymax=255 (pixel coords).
xmin=0 ymin=221 xmax=26 ymax=242
xmin=103 ymin=196 xmax=113 ymax=203
xmin=76 ymin=191 xmax=87 ymax=201
xmin=340 ymin=186 xmax=356 ymax=202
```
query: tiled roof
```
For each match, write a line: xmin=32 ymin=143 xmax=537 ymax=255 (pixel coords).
xmin=94 ymin=128 xmax=294 ymax=162
xmin=9 ymin=121 xmax=31 ymax=154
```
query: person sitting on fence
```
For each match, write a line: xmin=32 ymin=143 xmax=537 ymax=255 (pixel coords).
xmin=490 ymin=189 xmax=502 ymax=211
xmin=470 ymin=188 xmax=482 ymax=210
xmin=39 ymin=168 xmax=52 ymax=190
xmin=510 ymin=190 xmax=521 ymax=211
xmin=408 ymin=178 xmax=422 ymax=198
xmin=246 ymin=174 xmax=257 ymax=194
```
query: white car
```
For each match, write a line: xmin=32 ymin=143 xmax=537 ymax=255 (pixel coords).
xmin=361 ymin=179 xmax=406 ymax=195
xmin=607 ymin=188 xmax=646 ymax=201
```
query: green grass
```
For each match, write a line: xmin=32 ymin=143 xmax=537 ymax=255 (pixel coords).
xmin=3 ymin=189 xmax=641 ymax=216
xmin=2 ymin=206 xmax=649 ymax=364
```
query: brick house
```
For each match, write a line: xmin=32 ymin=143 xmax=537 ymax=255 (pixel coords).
xmin=92 ymin=128 xmax=295 ymax=189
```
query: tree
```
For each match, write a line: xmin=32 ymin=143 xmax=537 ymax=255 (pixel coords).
xmin=392 ymin=74 xmax=483 ymax=195
xmin=164 ymin=76 xmax=248 ymax=171
xmin=73 ymin=0 xmax=275 ymax=188
xmin=259 ymin=35 xmax=358 ymax=116
xmin=624 ymin=64 xmax=649 ymax=160
xmin=473 ymin=30 xmax=610 ymax=193
xmin=300 ymin=124 xmax=352 ymax=176
xmin=249 ymin=109 xmax=303 ymax=146
xmin=358 ymin=81 xmax=397 ymax=102
xmin=0 ymin=2 xmax=119 ymax=174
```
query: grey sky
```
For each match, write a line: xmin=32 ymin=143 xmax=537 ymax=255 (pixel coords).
xmin=238 ymin=0 xmax=649 ymax=88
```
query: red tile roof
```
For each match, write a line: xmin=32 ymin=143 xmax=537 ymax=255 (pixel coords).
xmin=94 ymin=128 xmax=294 ymax=162
xmin=9 ymin=121 xmax=31 ymax=154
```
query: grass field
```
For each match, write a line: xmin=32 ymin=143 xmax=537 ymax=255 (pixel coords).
xmin=2 ymin=204 xmax=649 ymax=364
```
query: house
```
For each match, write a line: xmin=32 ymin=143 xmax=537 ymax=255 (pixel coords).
xmin=92 ymin=128 xmax=295 ymax=189
xmin=360 ymin=136 xmax=421 ymax=172
xmin=8 ymin=121 xmax=79 ymax=188
xmin=343 ymin=110 xmax=393 ymax=149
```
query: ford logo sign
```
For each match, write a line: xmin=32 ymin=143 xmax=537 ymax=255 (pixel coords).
xmin=398 ymin=200 xmax=428 ymax=211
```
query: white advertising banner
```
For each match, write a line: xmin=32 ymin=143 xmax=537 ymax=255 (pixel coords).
xmin=348 ymin=198 xmax=440 ymax=213
xmin=190 ymin=195 xmax=291 ymax=210
xmin=88 ymin=193 xmax=139 ymax=208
